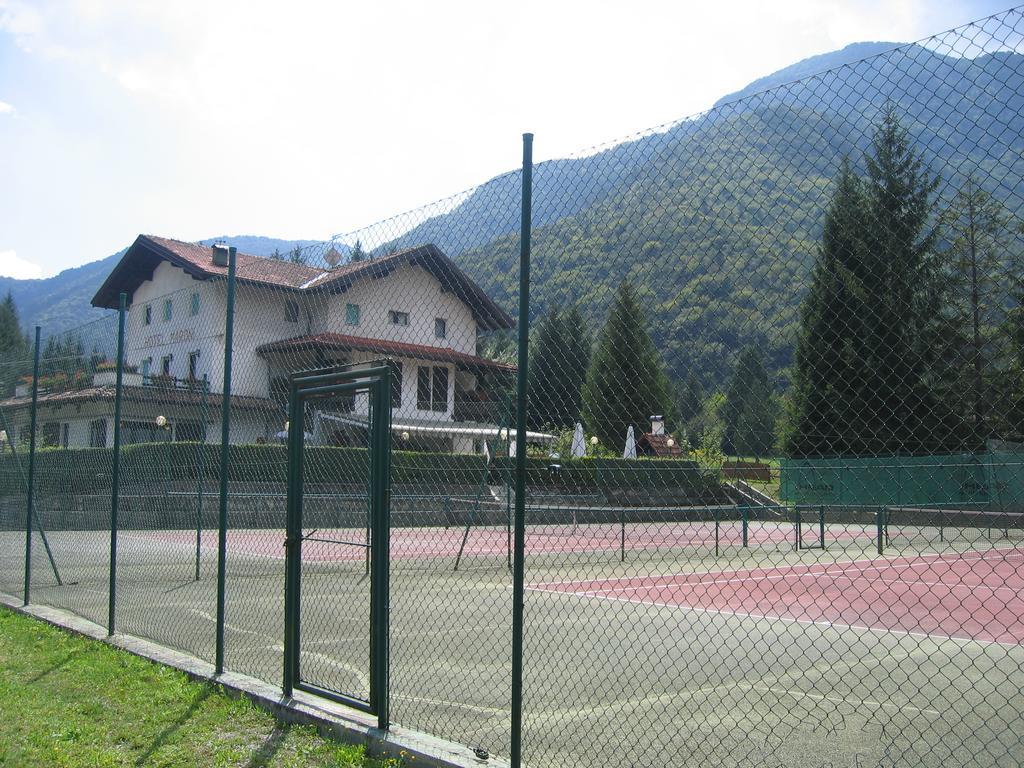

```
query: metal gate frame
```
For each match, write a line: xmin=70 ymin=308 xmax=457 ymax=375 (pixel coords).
xmin=282 ymin=364 xmax=392 ymax=729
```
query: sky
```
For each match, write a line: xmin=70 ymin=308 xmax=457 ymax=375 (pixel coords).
xmin=0 ymin=0 xmax=1015 ymax=279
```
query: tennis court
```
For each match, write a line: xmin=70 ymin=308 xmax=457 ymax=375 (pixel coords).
xmin=529 ymin=547 xmax=1024 ymax=644
xmin=4 ymin=502 xmax=1024 ymax=767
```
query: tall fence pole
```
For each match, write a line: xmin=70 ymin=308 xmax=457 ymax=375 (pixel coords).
xmin=22 ymin=326 xmax=41 ymax=605
xmin=195 ymin=375 xmax=208 ymax=582
xmin=215 ymin=246 xmax=237 ymax=676
xmin=107 ymin=293 xmax=127 ymax=633
xmin=510 ymin=132 xmax=533 ymax=768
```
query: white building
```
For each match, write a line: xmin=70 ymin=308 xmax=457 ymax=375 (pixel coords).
xmin=1 ymin=235 xmax=547 ymax=454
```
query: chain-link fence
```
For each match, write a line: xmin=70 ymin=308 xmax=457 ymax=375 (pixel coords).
xmin=2 ymin=6 xmax=1024 ymax=767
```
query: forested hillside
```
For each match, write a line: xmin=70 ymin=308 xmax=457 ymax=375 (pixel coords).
xmin=435 ymin=42 xmax=1024 ymax=389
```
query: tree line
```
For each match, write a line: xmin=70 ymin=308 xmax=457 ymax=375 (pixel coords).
xmin=524 ymin=106 xmax=1024 ymax=459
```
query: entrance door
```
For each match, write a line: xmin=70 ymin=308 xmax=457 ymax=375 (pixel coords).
xmin=282 ymin=364 xmax=392 ymax=729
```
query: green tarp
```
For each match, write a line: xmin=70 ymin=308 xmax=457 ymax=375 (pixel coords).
xmin=780 ymin=444 xmax=1024 ymax=510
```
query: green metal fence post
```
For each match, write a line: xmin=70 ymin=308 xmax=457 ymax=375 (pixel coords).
xmin=819 ymin=505 xmax=826 ymax=549
xmin=108 ymin=293 xmax=127 ymax=633
xmin=282 ymin=379 xmax=301 ymax=697
xmin=215 ymin=246 xmax=237 ymax=676
xmin=23 ymin=326 xmax=41 ymax=605
xmin=0 ymin=402 xmax=61 ymax=587
xmin=370 ymin=369 xmax=392 ymax=730
xmin=195 ymin=375 xmax=208 ymax=582
xmin=511 ymin=132 xmax=533 ymax=768
xmin=795 ymin=506 xmax=802 ymax=552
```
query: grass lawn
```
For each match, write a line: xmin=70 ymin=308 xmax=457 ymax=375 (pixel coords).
xmin=0 ymin=608 xmax=399 ymax=767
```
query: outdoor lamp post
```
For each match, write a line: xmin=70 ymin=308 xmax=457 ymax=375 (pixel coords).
xmin=401 ymin=431 xmax=410 ymax=442
xmin=156 ymin=414 xmax=171 ymax=501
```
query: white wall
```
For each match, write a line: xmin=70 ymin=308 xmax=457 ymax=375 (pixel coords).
xmin=125 ymin=261 xmax=227 ymax=391
xmin=311 ymin=263 xmax=478 ymax=356
xmin=121 ymin=257 xmax=483 ymax=420
xmin=342 ymin=352 xmax=455 ymax=421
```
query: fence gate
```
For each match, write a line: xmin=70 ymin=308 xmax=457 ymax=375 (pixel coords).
xmin=282 ymin=364 xmax=392 ymax=729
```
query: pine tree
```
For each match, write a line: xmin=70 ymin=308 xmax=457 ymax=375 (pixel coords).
xmin=289 ymin=245 xmax=306 ymax=265
xmin=0 ymin=292 xmax=28 ymax=396
xmin=722 ymin=346 xmax=776 ymax=458
xmin=0 ymin=292 xmax=27 ymax=359
xmin=785 ymin=157 xmax=869 ymax=457
xmin=528 ymin=306 xmax=591 ymax=429
xmin=350 ymin=239 xmax=366 ymax=262
xmin=676 ymin=371 xmax=704 ymax=446
xmin=786 ymin=106 xmax=963 ymax=457
xmin=582 ymin=281 xmax=674 ymax=450
xmin=935 ymin=178 xmax=1014 ymax=434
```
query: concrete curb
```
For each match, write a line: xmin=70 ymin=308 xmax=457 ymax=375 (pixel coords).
xmin=0 ymin=594 xmax=507 ymax=768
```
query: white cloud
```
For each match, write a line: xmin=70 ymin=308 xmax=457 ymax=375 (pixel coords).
xmin=0 ymin=0 xmax=1011 ymax=274
xmin=0 ymin=250 xmax=47 ymax=279
xmin=0 ymin=100 xmax=13 ymax=114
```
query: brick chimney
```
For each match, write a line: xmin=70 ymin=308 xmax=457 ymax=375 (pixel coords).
xmin=211 ymin=243 xmax=230 ymax=267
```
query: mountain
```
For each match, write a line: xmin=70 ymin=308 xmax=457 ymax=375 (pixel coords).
xmin=0 ymin=236 xmax=321 ymax=338
xmin=4 ymin=37 xmax=1023 ymax=390
xmin=388 ymin=40 xmax=1024 ymax=386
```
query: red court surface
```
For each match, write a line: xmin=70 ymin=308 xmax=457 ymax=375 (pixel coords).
xmin=139 ymin=521 xmax=870 ymax=561
xmin=528 ymin=548 xmax=1024 ymax=645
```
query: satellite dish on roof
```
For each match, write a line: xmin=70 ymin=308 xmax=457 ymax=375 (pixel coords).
xmin=324 ymin=247 xmax=342 ymax=268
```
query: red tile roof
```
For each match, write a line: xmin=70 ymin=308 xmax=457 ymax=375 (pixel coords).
xmin=92 ymin=235 xmax=513 ymax=331
xmin=637 ymin=433 xmax=684 ymax=457
xmin=145 ymin=235 xmax=324 ymax=287
xmin=256 ymin=332 xmax=516 ymax=372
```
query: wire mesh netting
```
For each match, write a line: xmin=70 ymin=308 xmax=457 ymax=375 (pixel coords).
xmin=0 ymin=6 xmax=1023 ymax=768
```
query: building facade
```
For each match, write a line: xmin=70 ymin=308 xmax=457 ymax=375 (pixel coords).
xmin=1 ymin=235 xmax=547 ymax=454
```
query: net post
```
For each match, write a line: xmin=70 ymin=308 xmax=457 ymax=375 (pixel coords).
xmin=107 ymin=294 xmax=126 ymax=633
xmin=795 ymin=506 xmax=802 ymax=552
xmin=876 ymin=507 xmax=884 ymax=556
xmin=510 ymin=131 xmax=533 ymax=768
xmin=215 ymin=246 xmax=237 ymax=676
xmin=23 ymin=326 xmax=40 ymax=606
xmin=620 ymin=506 xmax=626 ymax=562
xmin=742 ymin=507 xmax=748 ymax=548
xmin=714 ymin=506 xmax=720 ymax=557
xmin=819 ymin=505 xmax=825 ymax=549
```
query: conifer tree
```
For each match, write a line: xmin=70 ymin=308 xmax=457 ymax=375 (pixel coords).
xmin=786 ymin=106 xmax=963 ymax=456
xmin=528 ymin=306 xmax=591 ymax=429
xmin=582 ymin=281 xmax=673 ymax=450
xmin=722 ymin=346 xmax=776 ymax=458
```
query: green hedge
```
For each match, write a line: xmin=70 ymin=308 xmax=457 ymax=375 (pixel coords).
xmin=0 ymin=443 xmax=722 ymax=497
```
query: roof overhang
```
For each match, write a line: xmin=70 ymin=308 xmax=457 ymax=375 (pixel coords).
xmin=257 ymin=333 xmax=516 ymax=373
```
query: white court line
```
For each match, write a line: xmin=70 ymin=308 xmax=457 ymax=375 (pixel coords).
xmin=574 ymin=555 xmax=1024 ymax=598
xmin=529 ymin=545 xmax=1024 ymax=590
xmin=187 ymin=608 xmax=274 ymax=641
xmin=525 ymin=584 xmax=1024 ymax=648
xmin=745 ymin=684 xmax=942 ymax=718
